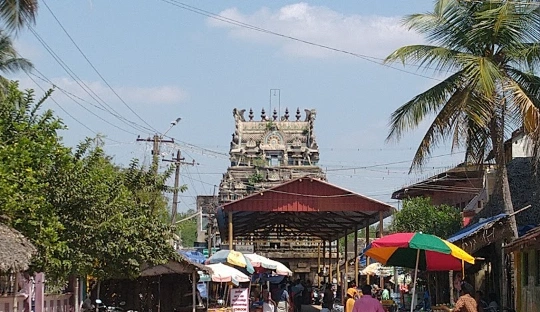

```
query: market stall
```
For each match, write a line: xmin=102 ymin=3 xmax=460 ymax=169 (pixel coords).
xmin=206 ymin=263 xmax=251 ymax=312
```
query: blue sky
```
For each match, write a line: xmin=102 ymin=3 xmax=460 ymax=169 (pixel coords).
xmin=11 ymin=1 xmax=466 ymax=212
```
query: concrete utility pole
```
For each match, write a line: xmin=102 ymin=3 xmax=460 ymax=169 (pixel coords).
xmin=163 ymin=150 xmax=196 ymax=224
xmin=136 ymin=117 xmax=181 ymax=174
xmin=136 ymin=134 xmax=175 ymax=174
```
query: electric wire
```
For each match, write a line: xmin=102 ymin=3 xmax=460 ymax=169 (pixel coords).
xmin=29 ymin=71 xmax=140 ymax=136
xmin=42 ymin=0 xmax=158 ymax=134
xmin=157 ymin=0 xmax=442 ymax=81
xmin=182 ymin=149 xmax=210 ymax=194
xmin=25 ymin=72 xmax=96 ymax=135
xmin=325 ymin=151 xmax=465 ymax=172
xmin=25 ymin=71 xmax=130 ymax=144
xmin=27 ymin=25 xmax=154 ymax=135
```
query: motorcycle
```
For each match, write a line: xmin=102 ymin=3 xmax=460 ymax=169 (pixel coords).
xmin=94 ymin=299 xmax=129 ymax=312
xmin=311 ymin=288 xmax=321 ymax=305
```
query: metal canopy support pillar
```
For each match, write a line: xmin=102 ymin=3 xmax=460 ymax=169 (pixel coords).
xmin=317 ymin=242 xmax=321 ymax=287
xmin=354 ymin=225 xmax=359 ymax=287
xmin=329 ymin=239 xmax=333 ymax=283
xmin=228 ymin=211 xmax=233 ymax=250
xmin=344 ymin=230 xmax=348 ymax=303
xmin=336 ymin=238 xmax=340 ymax=285
xmin=379 ymin=211 xmax=384 ymax=288
xmin=365 ymin=220 xmax=370 ymax=285
xmin=323 ymin=240 xmax=327 ymax=283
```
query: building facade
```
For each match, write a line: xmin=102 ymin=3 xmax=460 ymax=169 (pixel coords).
xmin=217 ymin=107 xmax=327 ymax=281
xmin=219 ymin=107 xmax=325 ymax=203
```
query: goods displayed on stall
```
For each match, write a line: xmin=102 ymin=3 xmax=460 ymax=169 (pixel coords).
xmin=364 ymin=232 xmax=475 ymax=312
xmin=359 ymin=262 xmax=393 ymax=277
xmin=201 ymin=249 xmax=294 ymax=312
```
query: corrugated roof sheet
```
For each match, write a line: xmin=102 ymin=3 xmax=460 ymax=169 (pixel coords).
xmin=447 ymin=213 xmax=507 ymax=243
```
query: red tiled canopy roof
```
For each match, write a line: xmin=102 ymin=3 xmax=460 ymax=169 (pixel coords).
xmin=218 ymin=177 xmax=394 ymax=241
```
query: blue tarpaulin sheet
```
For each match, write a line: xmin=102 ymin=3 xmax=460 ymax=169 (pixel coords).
xmin=179 ymin=250 xmax=207 ymax=264
xmin=447 ymin=213 xmax=507 ymax=243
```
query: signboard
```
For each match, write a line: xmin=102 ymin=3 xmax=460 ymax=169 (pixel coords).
xmin=220 ymin=245 xmax=255 ymax=253
xmin=235 ymin=245 xmax=254 ymax=253
xmin=230 ymin=288 xmax=249 ymax=312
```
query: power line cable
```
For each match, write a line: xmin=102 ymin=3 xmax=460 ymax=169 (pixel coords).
xmin=325 ymin=151 xmax=465 ymax=172
xmin=157 ymin=0 xmax=441 ymax=81
xmin=25 ymin=72 xmax=127 ymax=144
xmin=42 ymin=0 xmax=158 ymax=134
xmin=27 ymin=25 xmax=154 ymax=135
xmin=29 ymin=71 xmax=140 ymax=136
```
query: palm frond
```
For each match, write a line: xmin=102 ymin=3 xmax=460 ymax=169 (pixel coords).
xmin=463 ymin=119 xmax=491 ymax=165
xmin=408 ymin=84 xmax=472 ymax=171
xmin=405 ymin=0 xmax=481 ymax=52
xmin=505 ymin=43 xmax=540 ymax=71
xmin=384 ymin=45 xmax=462 ymax=73
xmin=504 ymin=79 xmax=540 ymax=134
xmin=0 ymin=0 xmax=38 ymax=33
xmin=387 ymin=71 xmax=465 ymax=141
xmin=459 ymin=54 xmax=503 ymax=97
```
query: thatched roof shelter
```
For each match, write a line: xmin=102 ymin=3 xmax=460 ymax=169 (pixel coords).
xmin=0 ymin=223 xmax=37 ymax=272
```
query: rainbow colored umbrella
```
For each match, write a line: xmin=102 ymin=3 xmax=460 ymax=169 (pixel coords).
xmin=364 ymin=232 xmax=474 ymax=271
xmin=364 ymin=232 xmax=474 ymax=312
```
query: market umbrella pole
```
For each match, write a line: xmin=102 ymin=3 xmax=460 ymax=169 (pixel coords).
xmin=192 ymin=271 xmax=197 ymax=312
xmin=410 ymin=249 xmax=420 ymax=312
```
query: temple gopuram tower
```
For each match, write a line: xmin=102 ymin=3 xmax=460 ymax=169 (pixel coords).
xmin=215 ymin=108 xmax=326 ymax=281
xmin=218 ymin=107 xmax=326 ymax=203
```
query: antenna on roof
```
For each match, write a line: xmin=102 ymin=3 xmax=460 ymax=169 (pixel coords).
xmin=270 ymin=89 xmax=281 ymax=119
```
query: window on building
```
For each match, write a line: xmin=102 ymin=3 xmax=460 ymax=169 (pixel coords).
xmin=270 ymin=155 xmax=279 ymax=166
xmin=523 ymin=252 xmax=529 ymax=286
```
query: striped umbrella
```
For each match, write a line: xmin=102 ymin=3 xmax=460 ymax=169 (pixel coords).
xmin=364 ymin=232 xmax=474 ymax=312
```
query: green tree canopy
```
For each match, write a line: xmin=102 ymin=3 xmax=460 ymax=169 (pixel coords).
xmin=0 ymin=83 xmax=71 ymax=277
xmin=391 ymin=197 xmax=462 ymax=239
xmin=0 ymin=82 xmax=176 ymax=285
xmin=51 ymin=140 xmax=176 ymax=281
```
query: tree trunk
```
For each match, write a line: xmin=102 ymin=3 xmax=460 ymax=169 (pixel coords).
xmin=489 ymin=112 xmax=517 ymax=311
xmin=489 ymin=117 xmax=518 ymax=237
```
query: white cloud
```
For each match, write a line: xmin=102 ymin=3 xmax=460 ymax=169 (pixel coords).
xmin=207 ymin=3 xmax=424 ymax=59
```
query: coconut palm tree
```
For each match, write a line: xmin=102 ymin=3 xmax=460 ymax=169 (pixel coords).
xmin=385 ymin=0 xmax=540 ymax=237
xmin=0 ymin=0 xmax=37 ymax=33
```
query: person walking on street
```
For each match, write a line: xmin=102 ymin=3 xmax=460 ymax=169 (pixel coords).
xmin=352 ymin=285 xmax=385 ymax=312
xmin=441 ymin=282 xmax=477 ymax=312
xmin=276 ymin=284 xmax=290 ymax=312
xmin=345 ymin=288 xmax=357 ymax=312
xmin=321 ymin=283 xmax=334 ymax=312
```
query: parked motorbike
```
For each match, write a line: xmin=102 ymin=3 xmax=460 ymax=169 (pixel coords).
xmin=94 ymin=299 xmax=127 ymax=312
xmin=311 ymin=288 xmax=321 ymax=305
